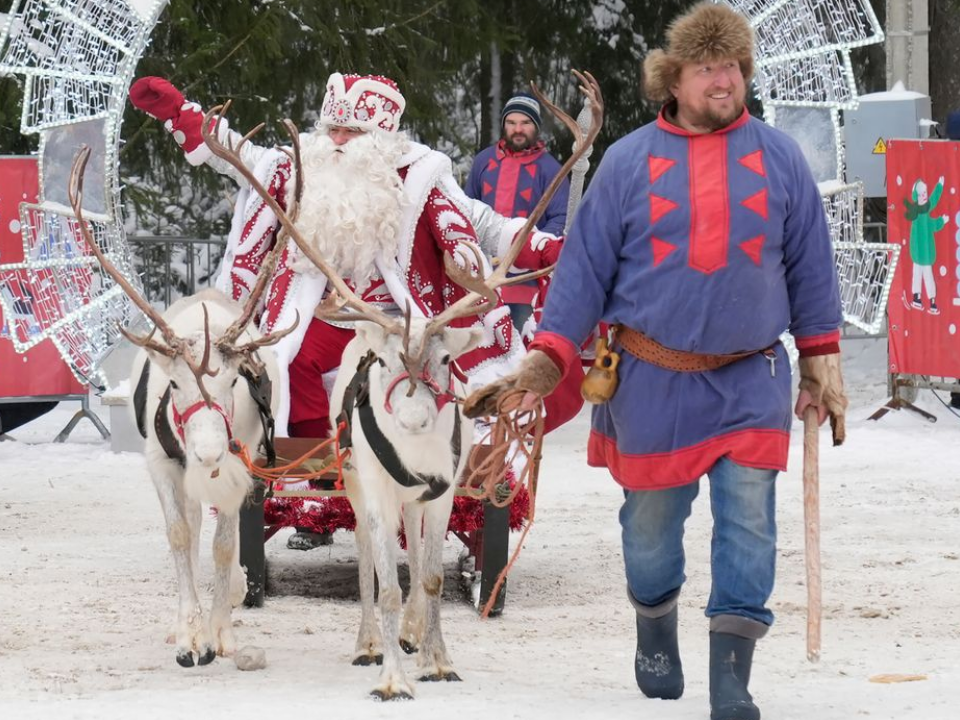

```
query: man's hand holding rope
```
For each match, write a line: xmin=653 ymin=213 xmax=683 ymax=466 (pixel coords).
xmin=463 ymin=350 xmax=563 ymax=419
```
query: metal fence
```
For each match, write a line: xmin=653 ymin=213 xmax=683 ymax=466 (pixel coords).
xmin=126 ymin=235 xmax=227 ymax=307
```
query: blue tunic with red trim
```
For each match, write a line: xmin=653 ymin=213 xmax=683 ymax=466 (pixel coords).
xmin=530 ymin=109 xmax=842 ymax=490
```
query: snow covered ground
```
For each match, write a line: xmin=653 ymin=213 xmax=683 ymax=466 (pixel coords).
xmin=1 ymin=336 xmax=958 ymax=720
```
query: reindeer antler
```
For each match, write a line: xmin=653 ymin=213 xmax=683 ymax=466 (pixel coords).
xmin=72 ymin=145 xmax=296 ymax=402
xmin=183 ymin=303 xmax=220 ymax=406
xmin=69 ymin=146 xmax=181 ymax=359
xmin=200 ymin=104 xmax=403 ymax=340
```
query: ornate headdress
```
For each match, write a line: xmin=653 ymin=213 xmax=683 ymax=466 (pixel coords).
xmin=319 ymin=73 xmax=406 ymax=134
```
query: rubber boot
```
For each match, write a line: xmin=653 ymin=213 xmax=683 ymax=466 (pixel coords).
xmin=709 ymin=632 xmax=760 ymax=720
xmin=634 ymin=603 xmax=684 ymax=700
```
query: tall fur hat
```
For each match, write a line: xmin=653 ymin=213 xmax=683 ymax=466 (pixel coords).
xmin=642 ymin=2 xmax=754 ymax=104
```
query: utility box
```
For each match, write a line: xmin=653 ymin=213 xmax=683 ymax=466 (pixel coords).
xmin=843 ymin=88 xmax=932 ymax=197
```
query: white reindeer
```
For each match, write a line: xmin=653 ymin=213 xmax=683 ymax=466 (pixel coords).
xmin=199 ymin=72 xmax=602 ymax=698
xmin=69 ymin=148 xmax=294 ymax=667
xmin=330 ymin=315 xmax=481 ymax=698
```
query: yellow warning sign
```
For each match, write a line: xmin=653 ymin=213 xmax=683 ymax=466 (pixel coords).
xmin=872 ymin=137 xmax=887 ymax=155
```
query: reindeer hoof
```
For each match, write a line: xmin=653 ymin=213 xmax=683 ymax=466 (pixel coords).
xmin=370 ymin=689 xmax=414 ymax=702
xmin=352 ymin=653 xmax=383 ymax=667
xmin=197 ymin=647 xmax=217 ymax=666
xmin=419 ymin=670 xmax=462 ymax=683
xmin=399 ymin=639 xmax=418 ymax=655
xmin=176 ymin=651 xmax=195 ymax=668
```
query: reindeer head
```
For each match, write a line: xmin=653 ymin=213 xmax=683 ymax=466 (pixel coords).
xmin=356 ymin=317 xmax=483 ymax=435
xmin=141 ymin=298 xmax=273 ymax=469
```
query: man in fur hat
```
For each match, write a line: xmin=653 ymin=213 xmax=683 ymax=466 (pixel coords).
xmin=466 ymin=3 xmax=847 ymax=718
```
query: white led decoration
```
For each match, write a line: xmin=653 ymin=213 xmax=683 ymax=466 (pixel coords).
xmin=721 ymin=0 xmax=898 ymax=335
xmin=819 ymin=181 xmax=901 ymax=334
xmin=0 ymin=0 xmax=169 ymax=386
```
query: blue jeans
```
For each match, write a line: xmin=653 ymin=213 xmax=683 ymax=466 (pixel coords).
xmin=619 ymin=457 xmax=777 ymax=627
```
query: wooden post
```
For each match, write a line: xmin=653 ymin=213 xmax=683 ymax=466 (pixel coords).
xmin=803 ymin=406 xmax=821 ymax=662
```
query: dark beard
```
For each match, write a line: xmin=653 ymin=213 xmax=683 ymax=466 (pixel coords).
xmin=502 ymin=132 xmax=534 ymax=152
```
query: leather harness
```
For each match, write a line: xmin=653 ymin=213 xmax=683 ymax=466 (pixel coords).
xmin=338 ymin=351 xmax=460 ymax=503
xmin=135 ymin=358 xmax=277 ymax=469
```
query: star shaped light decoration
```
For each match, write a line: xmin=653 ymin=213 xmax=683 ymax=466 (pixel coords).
xmin=0 ymin=0 xmax=168 ymax=385
xmin=723 ymin=0 xmax=900 ymax=334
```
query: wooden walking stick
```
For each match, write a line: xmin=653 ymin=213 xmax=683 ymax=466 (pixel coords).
xmin=802 ymin=405 xmax=821 ymax=662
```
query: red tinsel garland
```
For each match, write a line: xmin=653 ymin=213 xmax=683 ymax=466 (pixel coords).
xmin=263 ymin=486 xmax=530 ymax=536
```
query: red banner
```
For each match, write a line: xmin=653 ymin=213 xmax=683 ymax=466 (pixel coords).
xmin=886 ymin=140 xmax=960 ymax=378
xmin=0 ymin=156 xmax=84 ymax=397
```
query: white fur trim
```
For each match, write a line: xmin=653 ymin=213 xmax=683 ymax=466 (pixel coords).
xmin=270 ymin=272 xmax=327 ymax=436
xmin=395 ymin=145 xmax=451 ymax=275
xmin=214 ymin=147 xmax=288 ymax=297
xmin=182 ymin=114 xmax=231 ymax=166
xmin=183 ymin=143 xmax=211 ymax=166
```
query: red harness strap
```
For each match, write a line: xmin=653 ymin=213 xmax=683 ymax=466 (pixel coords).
xmin=172 ymin=400 xmax=234 ymax=442
xmin=383 ymin=367 xmax=458 ymax=415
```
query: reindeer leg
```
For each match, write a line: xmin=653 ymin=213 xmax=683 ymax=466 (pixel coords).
xmin=210 ymin=510 xmax=240 ymax=658
xmin=350 ymin=491 xmax=384 ymax=666
xmin=417 ymin=491 xmax=460 ymax=682
xmin=152 ymin=469 xmax=213 ymax=667
xmin=228 ymin=521 xmax=248 ymax=608
xmin=400 ymin=501 xmax=426 ymax=655
xmin=365 ymin=503 xmax=414 ymax=701
xmin=187 ymin=500 xmax=202 ymax=586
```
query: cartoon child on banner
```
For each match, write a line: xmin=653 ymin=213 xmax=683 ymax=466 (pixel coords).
xmin=903 ymin=175 xmax=949 ymax=314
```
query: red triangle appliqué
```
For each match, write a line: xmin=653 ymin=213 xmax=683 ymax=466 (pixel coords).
xmin=482 ymin=181 xmax=493 ymax=197
xmin=741 ymin=188 xmax=768 ymax=220
xmin=738 ymin=150 xmax=765 ymax=177
xmin=525 ymin=164 xmax=538 ymax=178
xmin=739 ymin=235 xmax=765 ymax=265
xmin=648 ymin=155 xmax=676 ymax=184
xmin=651 ymin=237 xmax=677 ymax=267
xmin=650 ymin=194 xmax=679 ymax=224
xmin=520 ymin=188 xmax=533 ymax=202
xmin=487 ymin=158 xmax=499 ymax=172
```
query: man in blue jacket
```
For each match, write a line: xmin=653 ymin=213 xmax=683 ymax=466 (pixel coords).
xmin=465 ymin=93 xmax=570 ymax=330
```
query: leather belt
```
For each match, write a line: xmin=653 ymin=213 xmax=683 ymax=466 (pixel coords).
xmin=614 ymin=325 xmax=766 ymax=373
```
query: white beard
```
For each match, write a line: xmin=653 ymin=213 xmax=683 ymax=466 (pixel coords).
xmin=291 ymin=130 xmax=408 ymax=293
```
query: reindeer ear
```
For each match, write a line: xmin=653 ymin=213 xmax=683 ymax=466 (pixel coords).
xmin=441 ymin=327 xmax=485 ymax=359
xmin=147 ymin=350 xmax=176 ymax=376
xmin=354 ymin=321 xmax=390 ymax=353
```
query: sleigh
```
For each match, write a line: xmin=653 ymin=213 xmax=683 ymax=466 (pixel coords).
xmin=239 ymin=438 xmax=525 ymax=615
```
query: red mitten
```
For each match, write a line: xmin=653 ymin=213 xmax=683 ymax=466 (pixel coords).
xmin=512 ymin=230 xmax=563 ymax=270
xmin=129 ymin=76 xmax=212 ymax=165
xmin=539 ymin=237 xmax=563 ymax=266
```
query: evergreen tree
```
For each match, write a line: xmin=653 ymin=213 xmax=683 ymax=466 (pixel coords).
xmin=120 ymin=0 xmax=701 ymax=236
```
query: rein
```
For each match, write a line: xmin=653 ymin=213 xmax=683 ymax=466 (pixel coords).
xmin=460 ymin=388 xmax=547 ymax=619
